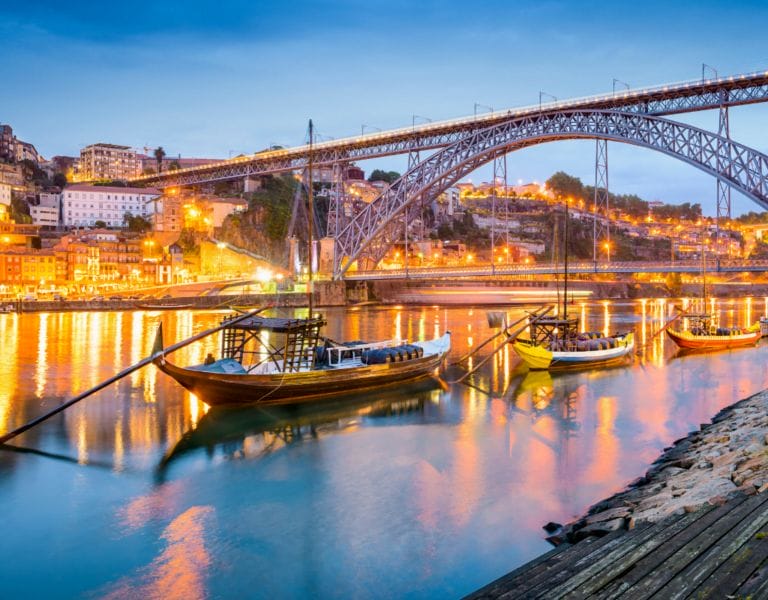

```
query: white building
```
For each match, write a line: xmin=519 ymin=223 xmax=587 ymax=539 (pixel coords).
xmin=0 ymin=182 xmax=11 ymax=206
xmin=62 ymin=184 xmax=161 ymax=227
xmin=78 ymin=143 xmax=139 ymax=181
xmin=30 ymin=192 xmax=61 ymax=227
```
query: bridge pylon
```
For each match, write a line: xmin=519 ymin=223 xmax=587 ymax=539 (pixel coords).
xmin=593 ymin=139 xmax=610 ymax=262
xmin=716 ymin=94 xmax=732 ymax=255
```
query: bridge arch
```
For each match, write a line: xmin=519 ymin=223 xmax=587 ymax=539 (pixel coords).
xmin=333 ymin=110 xmax=768 ymax=278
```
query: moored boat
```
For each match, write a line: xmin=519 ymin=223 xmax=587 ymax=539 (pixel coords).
xmin=153 ymin=313 xmax=451 ymax=406
xmin=512 ymin=315 xmax=634 ymax=370
xmin=666 ymin=314 xmax=760 ymax=350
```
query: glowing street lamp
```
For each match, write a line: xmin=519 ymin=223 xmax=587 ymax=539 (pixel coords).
xmin=603 ymin=241 xmax=612 ymax=262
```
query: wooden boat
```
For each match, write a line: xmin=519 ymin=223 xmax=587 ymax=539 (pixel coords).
xmin=510 ymin=198 xmax=634 ymax=371
xmin=136 ymin=302 xmax=195 ymax=310
xmin=666 ymin=314 xmax=760 ymax=350
xmin=153 ymin=313 xmax=451 ymax=406
xmin=512 ymin=317 xmax=634 ymax=371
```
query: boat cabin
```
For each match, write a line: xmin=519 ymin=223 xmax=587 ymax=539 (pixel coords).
xmin=220 ymin=315 xmax=327 ymax=373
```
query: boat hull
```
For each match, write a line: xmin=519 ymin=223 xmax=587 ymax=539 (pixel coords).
xmin=513 ymin=333 xmax=635 ymax=371
xmin=666 ymin=328 xmax=760 ymax=350
xmin=154 ymin=349 xmax=446 ymax=406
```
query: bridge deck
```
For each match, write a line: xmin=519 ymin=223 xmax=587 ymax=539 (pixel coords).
xmin=467 ymin=492 xmax=768 ymax=599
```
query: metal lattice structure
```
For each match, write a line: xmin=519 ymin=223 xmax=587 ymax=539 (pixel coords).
xmin=131 ymin=72 xmax=768 ymax=189
xmin=593 ymin=140 xmax=610 ymax=261
xmin=333 ymin=110 xmax=768 ymax=277
xmin=716 ymin=93 xmax=732 ymax=249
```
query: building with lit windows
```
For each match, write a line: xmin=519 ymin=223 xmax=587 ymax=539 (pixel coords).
xmin=78 ymin=143 xmax=139 ymax=181
xmin=0 ymin=182 xmax=10 ymax=206
xmin=62 ymin=184 xmax=161 ymax=227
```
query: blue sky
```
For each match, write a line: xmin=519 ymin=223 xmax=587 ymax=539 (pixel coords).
xmin=1 ymin=0 xmax=767 ymax=214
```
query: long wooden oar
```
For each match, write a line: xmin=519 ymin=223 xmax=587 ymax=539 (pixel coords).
xmin=0 ymin=306 xmax=270 ymax=445
xmin=445 ymin=306 xmax=553 ymax=385
xmin=449 ymin=305 xmax=552 ymax=366
xmin=634 ymin=309 xmax=687 ymax=354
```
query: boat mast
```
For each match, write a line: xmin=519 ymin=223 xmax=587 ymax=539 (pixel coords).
xmin=563 ymin=197 xmax=569 ymax=320
xmin=700 ymin=221 xmax=707 ymax=314
xmin=307 ymin=119 xmax=314 ymax=317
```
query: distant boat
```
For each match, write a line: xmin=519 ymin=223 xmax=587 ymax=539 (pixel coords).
xmin=666 ymin=237 xmax=759 ymax=350
xmin=135 ymin=302 xmax=195 ymax=310
xmin=666 ymin=314 xmax=760 ymax=349
xmin=153 ymin=314 xmax=451 ymax=406
xmin=511 ymin=199 xmax=634 ymax=371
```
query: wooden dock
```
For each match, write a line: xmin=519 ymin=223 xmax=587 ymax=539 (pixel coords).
xmin=467 ymin=491 xmax=768 ymax=599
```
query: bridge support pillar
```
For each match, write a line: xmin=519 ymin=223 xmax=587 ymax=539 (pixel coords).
xmin=244 ymin=175 xmax=263 ymax=193
xmin=716 ymin=98 xmax=732 ymax=255
xmin=593 ymin=139 xmax=610 ymax=262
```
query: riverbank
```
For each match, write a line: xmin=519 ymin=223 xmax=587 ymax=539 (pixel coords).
xmin=547 ymin=388 xmax=768 ymax=545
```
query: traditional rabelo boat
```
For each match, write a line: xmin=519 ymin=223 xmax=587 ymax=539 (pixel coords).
xmin=666 ymin=313 xmax=760 ymax=350
xmin=153 ymin=313 xmax=451 ymax=405
xmin=511 ymin=198 xmax=634 ymax=370
xmin=512 ymin=316 xmax=634 ymax=370
xmin=665 ymin=237 xmax=760 ymax=350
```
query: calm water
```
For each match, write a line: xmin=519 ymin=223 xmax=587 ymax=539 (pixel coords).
xmin=2 ymin=299 xmax=768 ymax=598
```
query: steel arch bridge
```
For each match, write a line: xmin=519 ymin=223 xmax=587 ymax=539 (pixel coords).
xmin=333 ymin=110 xmax=768 ymax=278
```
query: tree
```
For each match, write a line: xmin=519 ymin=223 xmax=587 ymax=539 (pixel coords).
xmin=154 ymin=147 xmax=166 ymax=173
xmin=123 ymin=212 xmax=152 ymax=233
xmin=168 ymin=160 xmax=181 ymax=171
xmin=94 ymin=220 xmax=107 ymax=229
xmin=368 ymin=169 xmax=401 ymax=184
xmin=546 ymin=171 xmax=585 ymax=200
xmin=52 ymin=172 xmax=68 ymax=188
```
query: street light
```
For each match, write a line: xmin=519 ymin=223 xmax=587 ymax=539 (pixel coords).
xmin=603 ymin=241 xmax=612 ymax=262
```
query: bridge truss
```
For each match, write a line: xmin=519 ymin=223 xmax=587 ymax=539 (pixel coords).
xmin=125 ymin=70 xmax=768 ymax=281
xmin=333 ymin=110 xmax=768 ymax=276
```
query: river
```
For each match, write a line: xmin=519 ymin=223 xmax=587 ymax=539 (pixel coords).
xmin=2 ymin=299 xmax=768 ymax=598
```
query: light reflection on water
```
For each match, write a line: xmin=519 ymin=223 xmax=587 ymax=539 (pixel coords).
xmin=1 ymin=300 xmax=768 ymax=598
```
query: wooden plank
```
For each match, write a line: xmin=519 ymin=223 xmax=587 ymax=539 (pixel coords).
xmin=554 ymin=507 xmax=715 ymax=599
xmin=654 ymin=494 xmax=768 ymax=599
xmin=686 ymin=530 xmax=768 ymax=598
xmin=481 ymin=531 xmax=628 ymax=599
xmin=465 ymin=543 xmax=572 ymax=599
xmin=734 ymin=555 xmax=768 ymax=598
xmin=617 ymin=493 xmax=768 ymax=600
xmin=497 ymin=523 xmax=654 ymax=599
xmin=591 ymin=498 xmax=748 ymax=600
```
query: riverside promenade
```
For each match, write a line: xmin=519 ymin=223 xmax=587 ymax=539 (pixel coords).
xmin=469 ymin=390 xmax=768 ymax=598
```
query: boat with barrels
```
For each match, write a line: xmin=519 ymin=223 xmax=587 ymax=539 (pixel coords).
xmin=512 ymin=314 xmax=634 ymax=370
xmin=666 ymin=313 xmax=760 ymax=350
xmin=152 ymin=313 xmax=451 ymax=406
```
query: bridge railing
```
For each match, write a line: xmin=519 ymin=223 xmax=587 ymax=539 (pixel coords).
xmin=343 ymin=259 xmax=768 ymax=280
xmin=131 ymin=69 xmax=768 ymax=185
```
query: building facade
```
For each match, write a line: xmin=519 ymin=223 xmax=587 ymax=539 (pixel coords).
xmin=62 ymin=184 xmax=161 ymax=227
xmin=0 ymin=182 xmax=10 ymax=206
xmin=30 ymin=193 xmax=61 ymax=227
xmin=78 ymin=143 xmax=139 ymax=181
xmin=0 ymin=125 xmax=14 ymax=163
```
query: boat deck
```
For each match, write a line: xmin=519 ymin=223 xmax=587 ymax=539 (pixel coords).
xmin=467 ymin=491 xmax=768 ymax=599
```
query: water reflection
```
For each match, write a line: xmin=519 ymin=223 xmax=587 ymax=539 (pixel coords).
xmin=158 ymin=380 xmax=441 ymax=478
xmin=2 ymin=300 xmax=768 ymax=598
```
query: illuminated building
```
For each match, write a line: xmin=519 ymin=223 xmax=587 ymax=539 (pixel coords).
xmin=78 ymin=143 xmax=140 ymax=181
xmin=62 ymin=184 xmax=161 ymax=227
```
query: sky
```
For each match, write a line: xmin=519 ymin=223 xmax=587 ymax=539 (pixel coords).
xmin=1 ymin=0 xmax=768 ymax=214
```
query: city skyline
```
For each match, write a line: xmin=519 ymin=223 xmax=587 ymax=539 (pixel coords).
xmin=2 ymin=1 xmax=768 ymax=214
